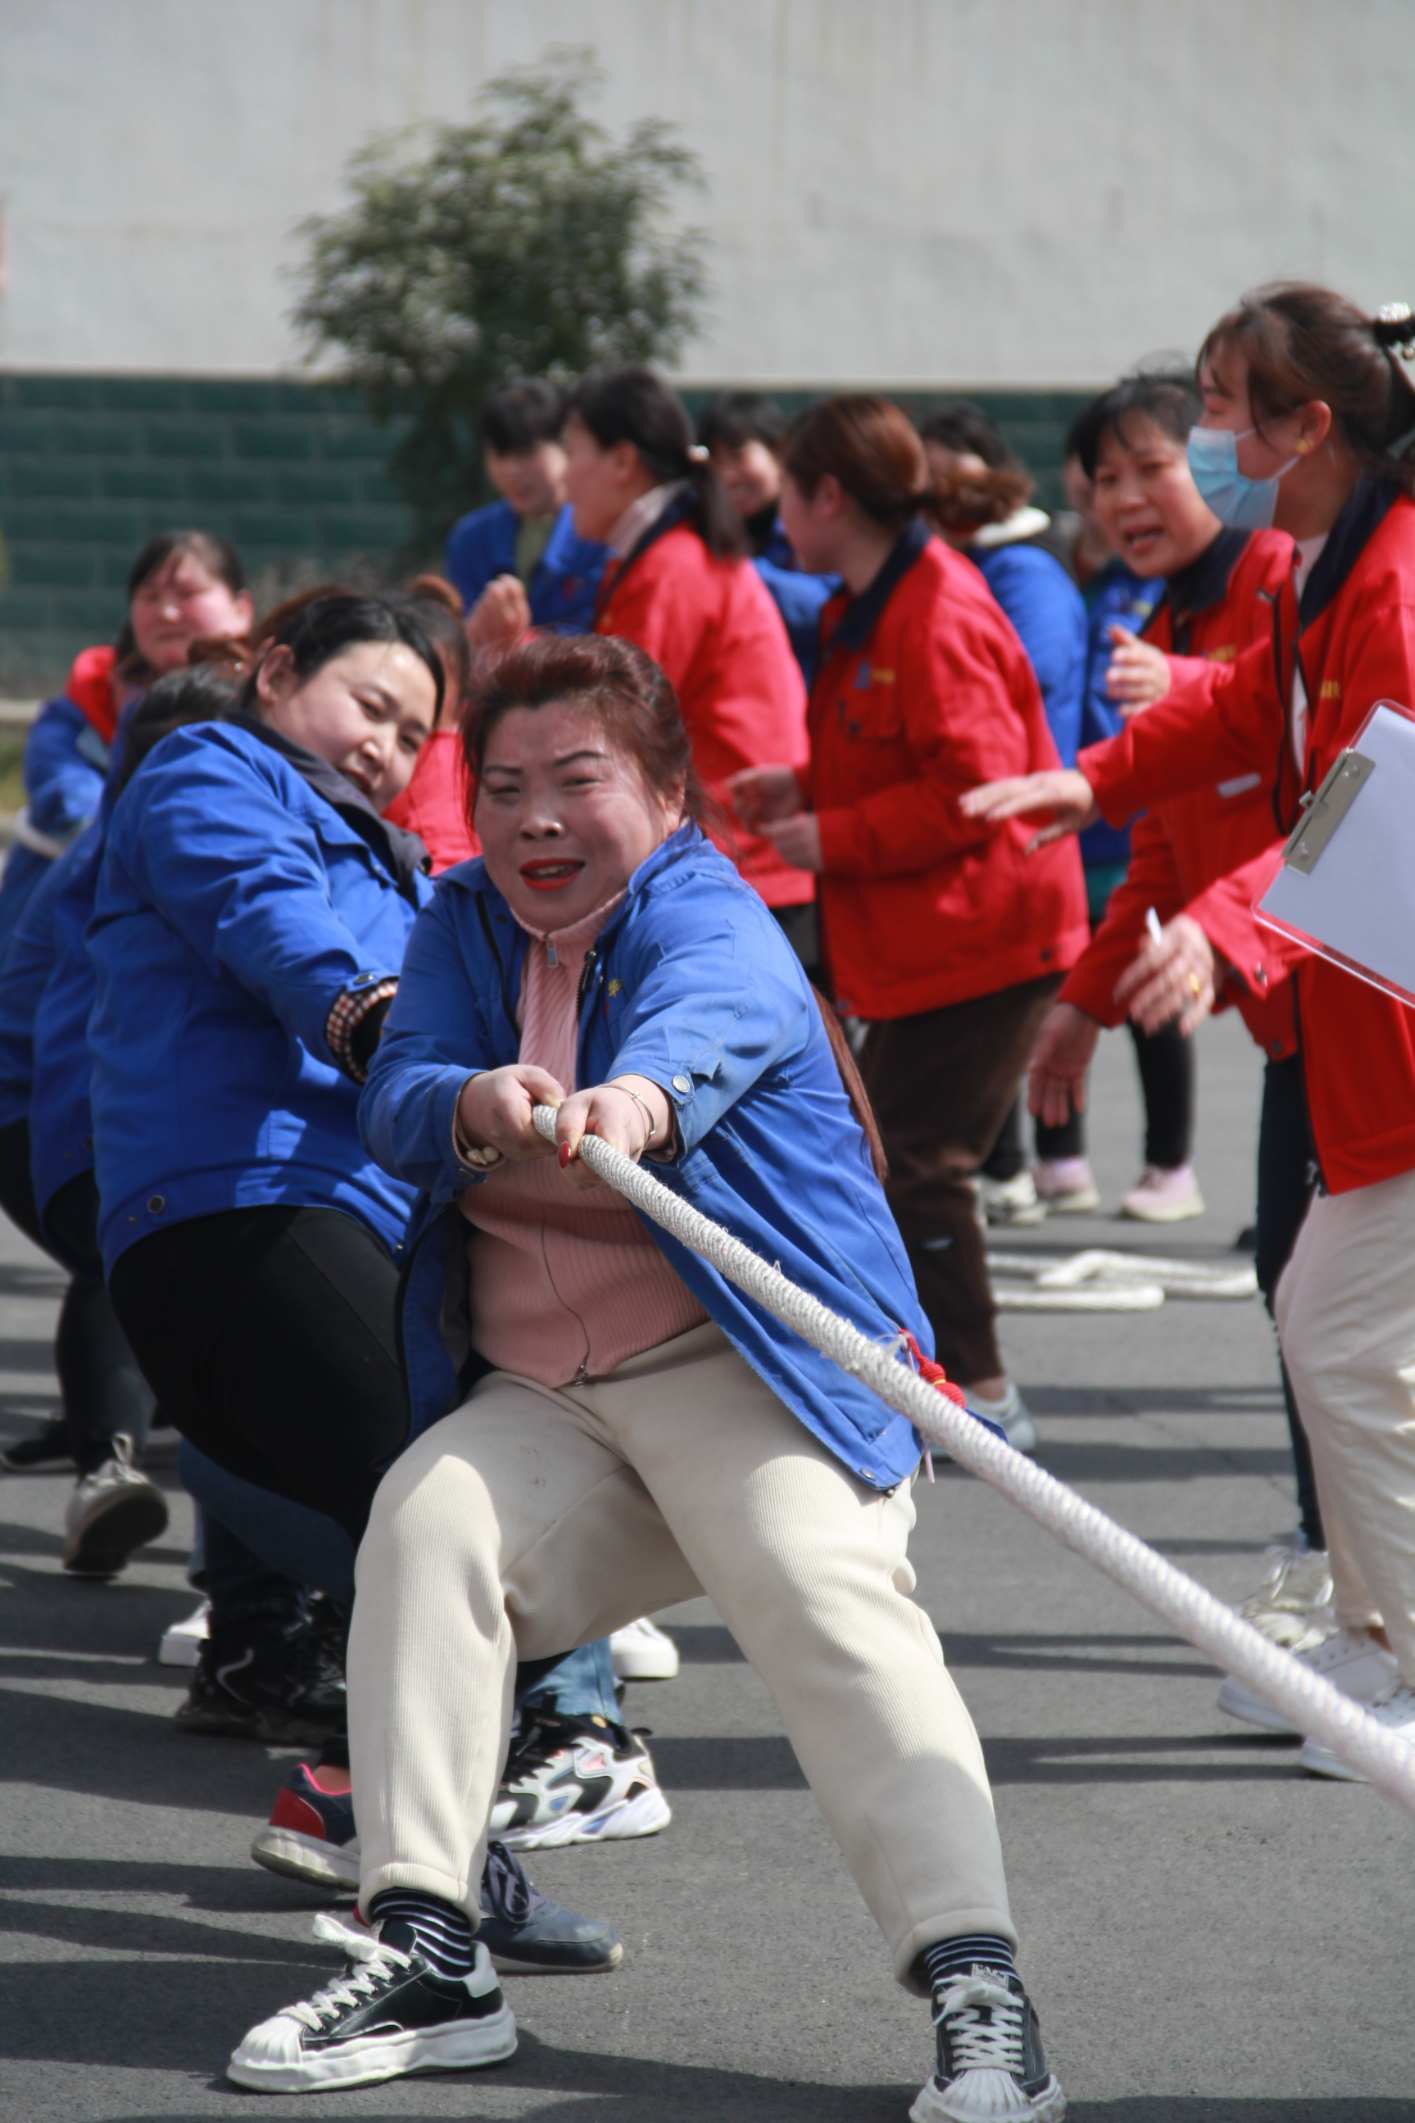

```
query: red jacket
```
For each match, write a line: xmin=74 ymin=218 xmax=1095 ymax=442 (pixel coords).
xmin=1082 ymin=484 xmax=1415 ymax=1194
xmin=595 ymin=513 xmax=812 ymax=908
xmin=67 ymin=645 xmax=120 ymax=744
xmin=1063 ymin=528 xmax=1301 ymax=1060
xmin=384 ymin=730 xmax=478 ymax=874
xmin=810 ymin=523 xmax=1087 ymax=1019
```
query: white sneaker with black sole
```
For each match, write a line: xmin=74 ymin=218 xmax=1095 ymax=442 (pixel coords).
xmin=491 ymin=1706 xmax=671 ymax=1850
xmin=227 ymin=1926 xmax=516 ymax=2094
xmin=609 ymin=1617 xmax=680 ymax=1681
xmin=63 ymin=1434 xmax=169 ymax=1578
xmin=912 ymin=1965 xmax=1066 ymax=2122
xmin=159 ymin=1598 xmax=211 ymax=1668
xmin=1217 ymin=1626 xmax=1397 ymax=1735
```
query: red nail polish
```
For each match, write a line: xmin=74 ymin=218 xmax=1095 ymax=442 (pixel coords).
xmin=558 ymin=1143 xmax=572 ymax=1168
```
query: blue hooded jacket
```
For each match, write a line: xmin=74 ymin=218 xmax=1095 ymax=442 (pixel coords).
xmin=0 ymin=828 xmax=98 ymax=1134
xmin=29 ymin=824 xmax=106 ymax=1223
xmin=0 ymin=698 xmax=111 ymax=954
xmin=359 ymin=824 xmax=937 ymax=1492
xmin=87 ymin=720 xmax=430 ymax=1274
xmin=443 ymin=500 xmax=607 ymax=633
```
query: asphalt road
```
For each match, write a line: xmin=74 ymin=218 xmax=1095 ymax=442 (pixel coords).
xmin=1 ymin=1011 xmax=1410 ymax=2123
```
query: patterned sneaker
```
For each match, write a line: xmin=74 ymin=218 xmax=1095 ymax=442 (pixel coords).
xmin=175 ymin=1617 xmax=346 ymax=1746
xmin=491 ymin=1706 xmax=671 ymax=1850
xmin=1119 ymin=1164 xmax=1204 ymax=1223
xmin=1299 ymin=1679 xmax=1415 ymax=1781
xmin=975 ymin=1172 xmax=1047 ymax=1227
xmin=911 ymin=1966 xmax=1066 ymax=2122
xmin=1217 ymin=1626 xmax=1397 ymax=1736
xmin=1236 ymin=1542 xmax=1334 ymax=1653
xmin=610 ymin=1617 xmax=680 ymax=1681
xmin=1031 ymin=1158 xmax=1101 ymax=1214
xmin=62 ymin=1434 xmax=169 ymax=1577
xmin=227 ymin=1924 xmax=516 ymax=2093
xmin=251 ymin=1768 xmax=624 ymax=1974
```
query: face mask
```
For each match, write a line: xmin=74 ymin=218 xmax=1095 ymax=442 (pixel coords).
xmin=1186 ymin=424 xmax=1301 ymax=532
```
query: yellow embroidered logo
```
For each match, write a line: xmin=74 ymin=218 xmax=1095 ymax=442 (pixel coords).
xmin=871 ymin=668 xmax=896 ymax=684
xmin=607 ymin=977 xmax=623 ymax=997
xmin=1206 ymin=644 xmax=1236 ymax=663
xmin=1319 ymin=680 xmax=1342 ymax=700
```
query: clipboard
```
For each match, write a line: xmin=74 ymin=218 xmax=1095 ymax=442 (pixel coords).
xmin=1256 ymin=700 xmax=1415 ymax=1008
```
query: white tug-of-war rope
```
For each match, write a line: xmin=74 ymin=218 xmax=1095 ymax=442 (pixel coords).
xmin=533 ymin=1105 xmax=1415 ymax=1815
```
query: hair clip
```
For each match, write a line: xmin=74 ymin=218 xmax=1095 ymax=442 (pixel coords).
xmin=687 ymin=442 xmax=710 ymax=463
xmin=1375 ymin=302 xmax=1415 ymax=358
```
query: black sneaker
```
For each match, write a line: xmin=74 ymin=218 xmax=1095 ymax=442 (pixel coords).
xmin=227 ymin=1924 xmax=516 ymax=2093
xmin=175 ymin=1618 xmax=346 ymax=1747
xmin=1 ymin=1418 xmax=72 ymax=1472
xmin=911 ymin=1967 xmax=1066 ymax=2122
xmin=490 ymin=1703 xmax=671 ymax=1849
xmin=480 ymin=1837 xmax=623 ymax=1972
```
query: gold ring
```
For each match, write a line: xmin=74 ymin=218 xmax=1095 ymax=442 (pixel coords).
xmin=1188 ymin=973 xmax=1202 ymax=998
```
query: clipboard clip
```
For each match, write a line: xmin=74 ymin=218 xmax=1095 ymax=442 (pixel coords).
xmin=1283 ymin=747 xmax=1375 ymax=874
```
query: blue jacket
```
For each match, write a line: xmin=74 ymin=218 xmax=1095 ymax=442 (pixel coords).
xmin=87 ymin=721 xmax=430 ymax=1274
xmin=0 ymin=831 xmax=96 ymax=1133
xmin=752 ymin=519 xmax=836 ymax=681
xmin=0 ymin=698 xmax=111 ymax=954
xmin=1077 ymin=560 xmax=1165 ymax=868
xmin=443 ymin=499 xmax=607 ymax=633
xmin=968 ymin=541 xmax=1087 ymax=768
xmin=360 ymin=824 xmax=935 ymax=1491
xmin=29 ymin=824 xmax=106 ymax=1222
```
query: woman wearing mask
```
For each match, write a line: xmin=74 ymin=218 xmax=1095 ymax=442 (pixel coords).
xmin=733 ymin=397 xmax=1088 ymax=1448
xmin=226 ymin=630 xmax=1065 ymax=2122
xmin=966 ymin=283 xmax=1415 ymax=1774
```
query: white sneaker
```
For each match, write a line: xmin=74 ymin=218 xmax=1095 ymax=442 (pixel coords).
xmin=609 ymin=1617 xmax=680 ymax=1682
xmin=1119 ymin=1164 xmax=1204 ymax=1222
xmin=974 ymin=1172 xmax=1047 ymax=1227
xmin=1031 ymin=1157 xmax=1101 ymax=1214
xmin=964 ymin=1382 xmax=1038 ymax=1455
xmin=1237 ymin=1542 xmax=1334 ymax=1652
xmin=1217 ymin=1627 xmax=1397 ymax=1735
xmin=62 ymin=1435 xmax=170 ymax=1578
xmin=159 ymin=1598 xmax=212 ymax=1669
xmin=1298 ymin=1679 xmax=1415 ymax=1781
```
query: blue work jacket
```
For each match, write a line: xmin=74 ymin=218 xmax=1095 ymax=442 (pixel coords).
xmin=443 ymin=499 xmax=607 ymax=633
xmin=29 ymin=824 xmax=106 ymax=1223
xmin=752 ymin=519 xmax=837 ymax=681
xmin=0 ymin=831 xmax=96 ymax=1133
xmin=969 ymin=541 xmax=1087 ymax=768
xmin=1078 ymin=560 xmax=1164 ymax=869
xmin=360 ymin=824 xmax=935 ymax=1492
xmin=87 ymin=722 xmax=430 ymax=1274
xmin=0 ymin=699 xmax=110 ymax=954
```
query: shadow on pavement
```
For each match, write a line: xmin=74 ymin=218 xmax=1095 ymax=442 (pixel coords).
xmin=0 ymin=1680 xmax=289 ymax=1813
xmin=938 ymin=1629 xmax=1212 ymax=1679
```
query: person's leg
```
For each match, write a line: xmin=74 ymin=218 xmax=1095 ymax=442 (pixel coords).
xmin=515 ymin=1639 xmax=620 ymax=1722
xmin=860 ymin=976 xmax=1059 ymax=1389
xmin=1128 ymin=1015 xmax=1195 ymax=1171
xmin=45 ymin=1174 xmax=156 ymax=1472
xmin=1254 ymin=1057 xmax=1324 ymax=1551
xmin=110 ymin=1206 xmax=408 ymax=1544
xmin=178 ymin=1439 xmax=357 ymax=1601
xmin=1276 ymin=1169 xmax=1415 ymax=1675
xmin=980 ymin=1094 xmax=1025 ymax=1183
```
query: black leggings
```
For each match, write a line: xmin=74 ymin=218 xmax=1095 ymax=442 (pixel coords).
xmin=109 ymin=1204 xmax=410 ymax=1546
xmin=985 ymin=1013 xmax=1194 ymax=1175
xmin=0 ymin=1121 xmax=155 ymax=1474
xmin=1254 ymin=1056 xmax=1323 ymax=1551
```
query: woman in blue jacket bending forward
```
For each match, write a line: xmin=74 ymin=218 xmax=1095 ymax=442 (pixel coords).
xmin=226 ymin=632 xmax=1065 ymax=2123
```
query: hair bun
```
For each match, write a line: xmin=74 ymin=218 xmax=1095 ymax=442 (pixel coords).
xmin=1374 ymin=302 xmax=1415 ymax=357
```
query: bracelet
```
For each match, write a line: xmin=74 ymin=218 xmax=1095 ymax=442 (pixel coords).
xmin=613 ymin=1083 xmax=658 ymax=1154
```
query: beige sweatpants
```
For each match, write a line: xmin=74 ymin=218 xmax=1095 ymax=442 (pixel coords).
xmin=1276 ymin=1166 xmax=1415 ymax=1683
xmin=349 ymin=1320 xmax=1014 ymax=1987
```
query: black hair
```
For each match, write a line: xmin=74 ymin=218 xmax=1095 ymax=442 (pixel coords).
xmin=918 ymin=402 xmax=1024 ymax=474
xmin=1072 ymin=371 xmax=1201 ymax=480
xmin=237 ymin=589 xmax=446 ymax=721
xmin=110 ymin=664 xmax=241 ymax=795
xmin=697 ymin=391 xmax=789 ymax=455
xmin=115 ymin=529 xmax=247 ymax=682
xmin=479 ymin=378 xmax=567 ymax=456
xmin=566 ymin=366 xmax=747 ymax=559
xmin=919 ymin=402 xmax=1034 ymax=531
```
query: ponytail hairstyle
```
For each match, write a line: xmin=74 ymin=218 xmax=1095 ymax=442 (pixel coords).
xmin=1072 ymin=369 xmax=1202 ymax=480
xmin=115 ymin=529 xmax=247 ymax=683
xmin=781 ymin=395 xmax=933 ymax=532
xmin=237 ymin=587 xmax=446 ymax=722
xmin=919 ymin=402 xmax=1034 ymax=533
xmin=1199 ymin=282 xmax=1415 ymax=495
xmin=110 ymin=663 xmax=242 ymax=796
xmin=566 ymin=366 xmax=747 ymax=559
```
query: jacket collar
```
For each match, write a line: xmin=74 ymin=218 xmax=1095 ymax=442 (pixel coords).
xmin=1150 ymin=527 xmax=1248 ymax=650
xmin=599 ymin=486 xmax=697 ymax=613
xmin=230 ymin=715 xmax=430 ymax=893
xmin=1299 ymin=476 xmax=1400 ymax=628
xmin=828 ymin=517 xmax=933 ymax=655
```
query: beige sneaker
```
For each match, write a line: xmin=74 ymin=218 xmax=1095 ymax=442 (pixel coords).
xmin=1237 ymin=1542 xmax=1334 ymax=1652
xmin=63 ymin=1434 xmax=169 ymax=1578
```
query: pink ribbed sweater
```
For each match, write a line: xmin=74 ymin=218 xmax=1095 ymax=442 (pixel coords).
xmin=460 ymin=897 xmax=706 ymax=1386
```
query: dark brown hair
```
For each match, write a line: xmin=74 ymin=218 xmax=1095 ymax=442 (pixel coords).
xmin=116 ymin=529 xmax=247 ymax=683
xmin=782 ymin=395 xmax=932 ymax=530
xmin=1200 ymin=281 xmax=1415 ymax=494
xmin=465 ymin=632 xmax=703 ymax=817
xmin=919 ymin=404 xmax=1033 ymax=532
xmin=567 ymin=367 xmax=746 ymax=560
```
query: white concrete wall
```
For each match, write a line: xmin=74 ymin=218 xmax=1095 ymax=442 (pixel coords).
xmin=1 ymin=0 xmax=1409 ymax=385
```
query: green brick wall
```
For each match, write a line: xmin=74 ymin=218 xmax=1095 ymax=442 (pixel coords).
xmin=0 ymin=372 xmax=1092 ymax=694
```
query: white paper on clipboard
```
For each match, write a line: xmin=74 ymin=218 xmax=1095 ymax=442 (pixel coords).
xmin=1257 ymin=700 xmax=1415 ymax=1008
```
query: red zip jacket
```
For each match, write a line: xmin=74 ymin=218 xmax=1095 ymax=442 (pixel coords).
xmin=1062 ymin=528 xmax=1302 ymax=1060
xmin=384 ymin=729 xmax=477 ymax=874
xmin=596 ymin=510 xmax=812 ymax=909
xmin=811 ymin=522 xmax=1087 ymax=1019
xmin=1081 ymin=483 xmax=1415 ymax=1193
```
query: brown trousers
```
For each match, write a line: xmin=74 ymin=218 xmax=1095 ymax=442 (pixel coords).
xmin=860 ymin=974 xmax=1060 ymax=1383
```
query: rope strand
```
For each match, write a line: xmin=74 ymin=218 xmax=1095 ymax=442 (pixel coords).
xmin=532 ymin=1105 xmax=1415 ymax=1814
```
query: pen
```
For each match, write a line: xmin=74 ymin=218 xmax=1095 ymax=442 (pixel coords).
xmin=1145 ymin=907 xmax=1164 ymax=948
